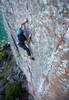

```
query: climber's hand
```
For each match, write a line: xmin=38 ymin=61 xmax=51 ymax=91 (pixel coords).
xmin=24 ymin=19 xmax=28 ymax=23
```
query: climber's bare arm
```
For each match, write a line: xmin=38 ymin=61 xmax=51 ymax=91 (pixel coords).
xmin=24 ymin=34 xmax=31 ymax=44
xmin=19 ymin=19 xmax=28 ymax=28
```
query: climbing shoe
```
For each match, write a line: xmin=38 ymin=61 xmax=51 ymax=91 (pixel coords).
xmin=31 ymin=57 xmax=35 ymax=60
xmin=30 ymin=56 xmax=35 ymax=60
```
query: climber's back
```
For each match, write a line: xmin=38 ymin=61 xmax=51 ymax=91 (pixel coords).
xmin=16 ymin=19 xmax=28 ymax=46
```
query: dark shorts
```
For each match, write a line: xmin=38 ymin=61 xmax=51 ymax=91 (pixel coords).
xmin=18 ymin=34 xmax=27 ymax=46
xmin=18 ymin=34 xmax=31 ymax=56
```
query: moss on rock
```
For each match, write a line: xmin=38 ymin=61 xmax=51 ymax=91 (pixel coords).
xmin=5 ymin=82 xmax=22 ymax=100
xmin=0 ymin=74 xmax=4 ymax=80
xmin=2 ymin=78 xmax=9 ymax=86
xmin=0 ymin=52 xmax=8 ymax=61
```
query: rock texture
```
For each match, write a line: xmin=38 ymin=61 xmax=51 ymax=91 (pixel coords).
xmin=0 ymin=0 xmax=69 ymax=100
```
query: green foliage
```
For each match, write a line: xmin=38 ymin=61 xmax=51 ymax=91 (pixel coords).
xmin=0 ymin=74 xmax=4 ymax=80
xmin=2 ymin=78 xmax=9 ymax=86
xmin=3 ymin=64 xmax=9 ymax=72
xmin=5 ymin=82 xmax=22 ymax=100
xmin=0 ymin=73 xmax=8 ymax=85
xmin=0 ymin=52 xmax=8 ymax=61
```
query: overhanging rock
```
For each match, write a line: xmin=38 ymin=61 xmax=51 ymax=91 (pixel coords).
xmin=0 ymin=0 xmax=69 ymax=100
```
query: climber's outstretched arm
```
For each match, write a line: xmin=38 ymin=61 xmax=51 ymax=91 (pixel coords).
xmin=19 ymin=19 xmax=28 ymax=28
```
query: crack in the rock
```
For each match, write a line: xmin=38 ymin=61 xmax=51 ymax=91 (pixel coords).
xmin=26 ymin=0 xmax=28 ymax=10
xmin=55 ymin=24 xmax=69 ymax=51
xmin=26 ymin=61 xmax=35 ymax=96
xmin=11 ymin=34 xmax=20 ymax=56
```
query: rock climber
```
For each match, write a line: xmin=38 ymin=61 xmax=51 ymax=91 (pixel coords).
xmin=17 ymin=19 xmax=35 ymax=60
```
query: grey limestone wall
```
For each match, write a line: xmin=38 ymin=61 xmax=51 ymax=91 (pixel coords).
xmin=0 ymin=0 xmax=69 ymax=100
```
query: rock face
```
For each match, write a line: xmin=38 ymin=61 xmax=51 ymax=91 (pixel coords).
xmin=0 ymin=0 xmax=69 ymax=100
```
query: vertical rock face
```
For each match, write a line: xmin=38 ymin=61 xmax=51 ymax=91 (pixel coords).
xmin=0 ymin=0 xmax=69 ymax=100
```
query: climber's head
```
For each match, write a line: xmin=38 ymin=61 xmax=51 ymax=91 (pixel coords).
xmin=17 ymin=28 xmax=23 ymax=35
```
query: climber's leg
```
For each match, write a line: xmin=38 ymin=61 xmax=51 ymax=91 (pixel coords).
xmin=23 ymin=45 xmax=35 ymax=60
xmin=23 ymin=45 xmax=31 ymax=56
